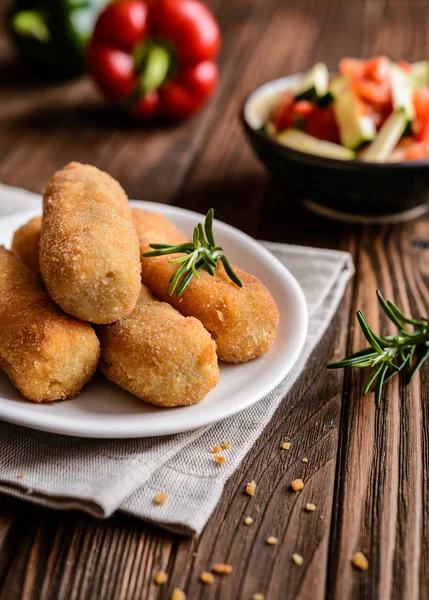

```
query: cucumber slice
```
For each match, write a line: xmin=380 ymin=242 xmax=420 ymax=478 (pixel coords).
xmin=362 ymin=110 xmax=407 ymax=162
xmin=275 ymin=129 xmax=355 ymax=160
xmin=410 ymin=60 xmax=429 ymax=87
xmin=318 ymin=75 xmax=348 ymax=107
xmin=390 ymin=63 xmax=415 ymax=131
xmin=294 ymin=63 xmax=329 ymax=101
xmin=333 ymin=84 xmax=376 ymax=150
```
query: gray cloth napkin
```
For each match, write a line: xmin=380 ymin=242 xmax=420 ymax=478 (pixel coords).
xmin=0 ymin=183 xmax=354 ymax=535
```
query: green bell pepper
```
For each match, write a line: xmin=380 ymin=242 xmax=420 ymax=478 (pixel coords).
xmin=8 ymin=0 xmax=108 ymax=79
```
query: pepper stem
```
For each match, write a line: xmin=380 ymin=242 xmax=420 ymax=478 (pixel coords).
xmin=12 ymin=10 xmax=50 ymax=43
xmin=134 ymin=40 xmax=172 ymax=93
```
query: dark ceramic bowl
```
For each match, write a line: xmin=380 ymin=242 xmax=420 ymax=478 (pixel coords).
xmin=241 ymin=74 xmax=429 ymax=223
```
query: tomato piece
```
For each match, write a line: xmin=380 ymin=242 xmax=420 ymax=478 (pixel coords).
xmin=339 ymin=57 xmax=365 ymax=78
xmin=351 ymin=77 xmax=391 ymax=106
xmin=272 ymin=92 xmax=294 ymax=131
xmin=397 ymin=60 xmax=411 ymax=72
xmin=413 ymin=86 xmax=429 ymax=120
xmin=304 ymin=105 xmax=339 ymax=143
xmin=364 ymin=56 xmax=390 ymax=83
xmin=404 ymin=142 xmax=429 ymax=160
xmin=293 ymin=100 xmax=314 ymax=116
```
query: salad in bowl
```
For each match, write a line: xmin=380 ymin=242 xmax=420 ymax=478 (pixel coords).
xmin=261 ymin=56 xmax=429 ymax=162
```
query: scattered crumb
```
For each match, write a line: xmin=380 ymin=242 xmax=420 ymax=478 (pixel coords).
xmin=214 ymin=454 xmax=226 ymax=465
xmin=212 ymin=563 xmax=233 ymax=575
xmin=153 ymin=492 xmax=167 ymax=506
xmin=302 ymin=458 xmax=308 ymax=463
xmin=282 ymin=442 xmax=291 ymax=450
xmin=200 ymin=571 xmax=214 ymax=584
xmin=352 ymin=552 xmax=369 ymax=571
xmin=244 ymin=516 xmax=254 ymax=525
xmin=246 ymin=480 xmax=257 ymax=496
xmin=291 ymin=479 xmax=304 ymax=492
xmin=211 ymin=445 xmax=221 ymax=453
xmin=171 ymin=589 xmax=186 ymax=600
xmin=266 ymin=536 xmax=278 ymax=545
xmin=305 ymin=503 xmax=316 ymax=512
xmin=154 ymin=571 xmax=168 ymax=585
xmin=292 ymin=553 xmax=304 ymax=566
xmin=17 ymin=472 xmax=24 ymax=479
xmin=193 ymin=552 xmax=197 ymax=558
xmin=222 ymin=440 xmax=231 ymax=450
xmin=252 ymin=594 xmax=265 ymax=600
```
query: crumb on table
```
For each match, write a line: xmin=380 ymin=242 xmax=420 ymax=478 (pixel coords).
xmin=266 ymin=536 xmax=278 ymax=545
xmin=244 ymin=516 xmax=254 ymax=525
xmin=352 ymin=552 xmax=369 ymax=571
xmin=154 ymin=571 xmax=168 ymax=585
xmin=171 ymin=588 xmax=186 ymax=600
xmin=282 ymin=442 xmax=291 ymax=450
xmin=292 ymin=553 xmax=304 ymax=566
xmin=212 ymin=563 xmax=233 ymax=574
xmin=246 ymin=480 xmax=257 ymax=496
xmin=200 ymin=571 xmax=214 ymax=584
xmin=302 ymin=457 xmax=308 ymax=463
xmin=211 ymin=445 xmax=221 ymax=453
xmin=305 ymin=503 xmax=316 ymax=512
xmin=252 ymin=594 xmax=265 ymax=600
xmin=291 ymin=478 xmax=304 ymax=492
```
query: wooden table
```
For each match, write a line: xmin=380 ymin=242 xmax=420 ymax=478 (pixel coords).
xmin=0 ymin=0 xmax=428 ymax=598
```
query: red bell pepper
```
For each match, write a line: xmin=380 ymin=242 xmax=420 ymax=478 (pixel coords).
xmin=87 ymin=0 xmax=221 ymax=120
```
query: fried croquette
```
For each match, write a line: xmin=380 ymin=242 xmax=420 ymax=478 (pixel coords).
xmin=11 ymin=215 xmax=42 ymax=273
xmin=132 ymin=209 xmax=279 ymax=363
xmin=0 ymin=247 xmax=100 ymax=402
xmin=40 ymin=162 xmax=141 ymax=324
xmin=98 ymin=286 xmax=219 ymax=407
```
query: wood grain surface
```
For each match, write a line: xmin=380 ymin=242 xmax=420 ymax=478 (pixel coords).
xmin=0 ymin=0 xmax=428 ymax=599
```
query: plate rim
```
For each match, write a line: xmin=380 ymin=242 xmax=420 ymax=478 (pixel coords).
xmin=0 ymin=201 xmax=308 ymax=438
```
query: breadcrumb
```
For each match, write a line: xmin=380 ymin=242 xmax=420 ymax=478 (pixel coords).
xmin=154 ymin=571 xmax=168 ymax=585
xmin=252 ymin=594 xmax=265 ymax=600
xmin=214 ymin=454 xmax=226 ymax=465
xmin=266 ymin=536 xmax=278 ymax=545
xmin=352 ymin=552 xmax=369 ymax=571
xmin=292 ymin=553 xmax=303 ymax=566
xmin=211 ymin=445 xmax=221 ymax=453
xmin=302 ymin=457 xmax=308 ymax=463
xmin=305 ymin=503 xmax=316 ymax=512
xmin=246 ymin=480 xmax=257 ymax=496
xmin=212 ymin=563 xmax=233 ymax=575
xmin=153 ymin=492 xmax=167 ymax=506
xmin=222 ymin=440 xmax=231 ymax=450
xmin=200 ymin=572 xmax=214 ymax=584
xmin=171 ymin=589 xmax=186 ymax=600
xmin=282 ymin=441 xmax=291 ymax=450
xmin=17 ymin=472 xmax=24 ymax=479
xmin=244 ymin=516 xmax=254 ymax=525
xmin=291 ymin=478 xmax=304 ymax=491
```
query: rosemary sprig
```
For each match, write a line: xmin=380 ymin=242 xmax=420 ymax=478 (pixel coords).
xmin=142 ymin=209 xmax=243 ymax=296
xmin=327 ymin=291 xmax=429 ymax=407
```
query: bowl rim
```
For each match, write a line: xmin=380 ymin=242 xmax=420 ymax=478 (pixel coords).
xmin=240 ymin=73 xmax=429 ymax=170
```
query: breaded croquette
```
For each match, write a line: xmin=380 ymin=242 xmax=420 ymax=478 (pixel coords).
xmin=132 ymin=209 xmax=279 ymax=363
xmin=11 ymin=215 xmax=42 ymax=273
xmin=0 ymin=247 xmax=100 ymax=402
xmin=98 ymin=286 xmax=219 ymax=407
xmin=40 ymin=162 xmax=141 ymax=324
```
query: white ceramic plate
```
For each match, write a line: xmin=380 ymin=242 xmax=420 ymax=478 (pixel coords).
xmin=0 ymin=202 xmax=308 ymax=438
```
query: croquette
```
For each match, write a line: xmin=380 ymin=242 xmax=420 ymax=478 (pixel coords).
xmin=40 ymin=162 xmax=141 ymax=324
xmin=0 ymin=247 xmax=100 ymax=402
xmin=98 ymin=286 xmax=219 ymax=407
xmin=132 ymin=209 xmax=279 ymax=363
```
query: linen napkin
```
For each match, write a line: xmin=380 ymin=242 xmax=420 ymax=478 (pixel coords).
xmin=0 ymin=183 xmax=354 ymax=535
